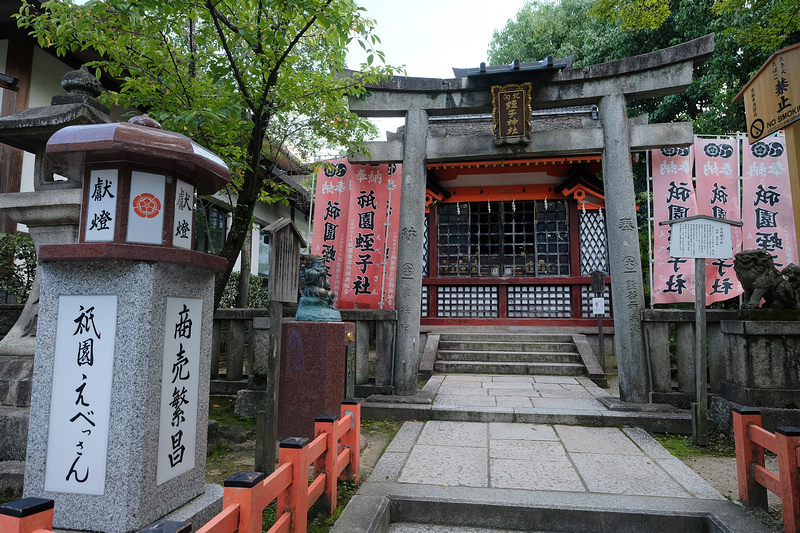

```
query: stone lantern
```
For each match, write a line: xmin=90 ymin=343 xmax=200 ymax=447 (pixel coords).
xmin=22 ymin=116 xmax=230 ymax=533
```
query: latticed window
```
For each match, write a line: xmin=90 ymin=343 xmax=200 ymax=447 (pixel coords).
xmin=436 ymin=200 xmax=570 ymax=277
xmin=437 ymin=286 xmax=498 ymax=317
xmin=579 ymin=209 xmax=608 ymax=276
xmin=422 ymin=214 xmax=429 ymax=277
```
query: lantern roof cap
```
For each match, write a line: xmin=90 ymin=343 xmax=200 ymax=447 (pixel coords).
xmin=46 ymin=117 xmax=230 ymax=195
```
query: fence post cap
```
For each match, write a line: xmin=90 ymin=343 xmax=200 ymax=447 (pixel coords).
xmin=732 ymin=406 xmax=761 ymax=415
xmin=342 ymin=398 xmax=361 ymax=405
xmin=137 ymin=519 xmax=192 ymax=533
xmin=774 ymin=426 xmax=800 ymax=437
xmin=0 ymin=497 xmax=54 ymax=518
xmin=224 ymin=471 xmax=266 ymax=488
xmin=315 ymin=414 xmax=338 ymax=423
xmin=280 ymin=437 xmax=310 ymax=449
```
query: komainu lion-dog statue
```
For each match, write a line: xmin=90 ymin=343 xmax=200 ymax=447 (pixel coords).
xmin=733 ymin=248 xmax=800 ymax=309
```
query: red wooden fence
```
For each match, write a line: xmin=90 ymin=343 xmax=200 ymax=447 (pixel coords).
xmin=0 ymin=497 xmax=54 ymax=533
xmin=199 ymin=399 xmax=361 ymax=533
xmin=0 ymin=399 xmax=361 ymax=533
xmin=733 ymin=406 xmax=800 ymax=533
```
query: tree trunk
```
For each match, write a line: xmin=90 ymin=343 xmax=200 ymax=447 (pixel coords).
xmin=213 ymin=117 xmax=268 ymax=310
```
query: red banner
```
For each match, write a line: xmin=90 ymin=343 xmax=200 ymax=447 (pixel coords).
xmin=651 ymin=146 xmax=698 ymax=303
xmin=694 ymin=138 xmax=743 ymax=303
xmin=310 ymin=159 xmax=402 ymax=309
xmin=311 ymin=160 xmax=351 ymax=296
xmin=741 ymin=137 xmax=798 ymax=269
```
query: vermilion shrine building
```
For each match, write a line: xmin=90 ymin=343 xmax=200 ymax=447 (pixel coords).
xmin=323 ymin=35 xmax=715 ymax=402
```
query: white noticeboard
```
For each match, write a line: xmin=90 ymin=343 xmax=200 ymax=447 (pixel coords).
xmin=84 ymin=169 xmax=119 ymax=242
xmin=156 ymin=297 xmax=202 ymax=485
xmin=592 ymin=297 xmax=605 ymax=316
xmin=669 ymin=218 xmax=734 ymax=259
xmin=45 ymin=295 xmax=117 ymax=495
xmin=126 ymin=170 xmax=166 ymax=245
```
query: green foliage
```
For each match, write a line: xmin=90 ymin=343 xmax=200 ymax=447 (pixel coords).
xmin=488 ymin=0 xmax=800 ymax=135
xmin=589 ymin=0 xmax=670 ymax=30
xmin=488 ymin=0 xmax=609 ymax=66
xmin=0 ymin=233 xmax=36 ymax=305
xmin=713 ymin=0 xmax=800 ymax=51
xmin=219 ymin=272 xmax=270 ymax=309
xmin=589 ymin=0 xmax=800 ymax=51
xmin=15 ymin=0 xmax=398 ymax=309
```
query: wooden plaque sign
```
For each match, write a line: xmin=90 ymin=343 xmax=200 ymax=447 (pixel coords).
xmin=266 ymin=218 xmax=305 ymax=303
xmin=736 ymin=42 xmax=800 ymax=143
xmin=590 ymin=270 xmax=606 ymax=295
xmin=491 ymin=82 xmax=532 ymax=144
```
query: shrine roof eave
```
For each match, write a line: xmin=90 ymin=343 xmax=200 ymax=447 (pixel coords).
xmin=350 ymin=121 xmax=693 ymax=164
xmin=347 ymin=35 xmax=713 ymax=117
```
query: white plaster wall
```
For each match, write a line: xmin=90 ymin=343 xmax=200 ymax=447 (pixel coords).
xmin=28 ymin=47 xmax=72 ymax=108
xmin=225 ymin=198 xmax=309 ymax=277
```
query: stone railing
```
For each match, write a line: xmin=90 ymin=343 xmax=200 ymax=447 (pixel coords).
xmin=641 ymin=309 xmax=739 ymax=407
xmin=211 ymin=308 xmax=396 ymax=397
xmin=339 ymin=309 xmax=396 ymax=395
xmin=211 ymin=309 xmax=269 ymax=395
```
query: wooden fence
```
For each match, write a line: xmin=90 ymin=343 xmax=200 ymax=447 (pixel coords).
xmin=0 ymin=400 xmax=361 ymax=533
xmin=733 ymin=407 xmax=800 ymax=533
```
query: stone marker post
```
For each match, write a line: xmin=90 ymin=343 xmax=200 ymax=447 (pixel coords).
xmin=22 ymin=116 xmax=230 ymax=533
xmin=599 ymin=93 xmax=649 ymax=404
xmin=393 ymin=109 xmax=428 ymax=395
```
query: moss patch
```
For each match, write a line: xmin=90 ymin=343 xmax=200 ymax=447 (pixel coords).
xmin=654 ymin=432 xmax=736 ymax=459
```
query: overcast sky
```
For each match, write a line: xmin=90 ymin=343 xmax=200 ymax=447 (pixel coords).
xmin=347 ymin=0 xmax=526 ymax=78
xmin=345 ymin=0 xmax=526 ymax=136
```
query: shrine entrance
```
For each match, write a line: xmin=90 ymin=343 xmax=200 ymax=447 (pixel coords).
xmin=421 ymin=154 xmax=608 ymax=327
xmin=346 ymin=35 xmax=715 ymax=402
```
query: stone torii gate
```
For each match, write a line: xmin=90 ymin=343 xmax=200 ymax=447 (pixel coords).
xmin=347 ymin=35 xmax=714 ymax=403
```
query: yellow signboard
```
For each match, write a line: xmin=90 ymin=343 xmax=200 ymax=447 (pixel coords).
xmin=736 ymin=42 xmax=800 ymax=144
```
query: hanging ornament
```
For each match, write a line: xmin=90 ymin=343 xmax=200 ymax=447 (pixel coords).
xmin=581 ymin=201 xmax=586 ymax=216
xmin=544 ymin=196 xmax=548 ymax=210
xmin=457 ymin=203 xmax=461 ymax=216
xmin=488 ymin=199 xmax=491 ymax=213
xmin=599 ymin=206 xmax=604 ymax=221
xmin=512 ymin=199 xmax=516 ymax=212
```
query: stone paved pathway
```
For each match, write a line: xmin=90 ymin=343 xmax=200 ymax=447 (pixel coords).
xmin=376 ymin=421 xmax=724 ymax=499
xmin=335 ymin=373 xmax=770 ymax=532
xmin=432 ymin=374 xmax=607 ymax=410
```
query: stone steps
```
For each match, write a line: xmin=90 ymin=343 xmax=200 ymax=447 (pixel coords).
xmin=438 ymin=332 xmax=575 ymax=343
xmin=434 ymin=360 xmax=587 ymax=375
xmin=433 ymin=333 xmax=589 ymax=377
xmin=438 ymin=340 xmax=578 ymax=353
xmin=0 ymin=357 xmax=34 ymax=497
xmin=436 ymin=349 xmax=581 ymax=364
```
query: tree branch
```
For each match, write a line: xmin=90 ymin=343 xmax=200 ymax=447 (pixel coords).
xmin=205 ymin=0 xmax=255 ymax=112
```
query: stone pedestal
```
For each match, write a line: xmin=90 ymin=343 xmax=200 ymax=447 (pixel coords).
xmin=278 ymin=321 xmax=354 ymax=440
xmin=720 ymin=318 xmax=800 ymax=408
xmin=23 ymin=261 xmax=220 ymax=533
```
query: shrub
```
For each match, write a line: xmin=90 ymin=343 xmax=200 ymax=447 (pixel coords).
xmin=218 ymin=272 xmax=270 ymax=308
xmin=0 ymin=233 xmax=36 ymax=304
